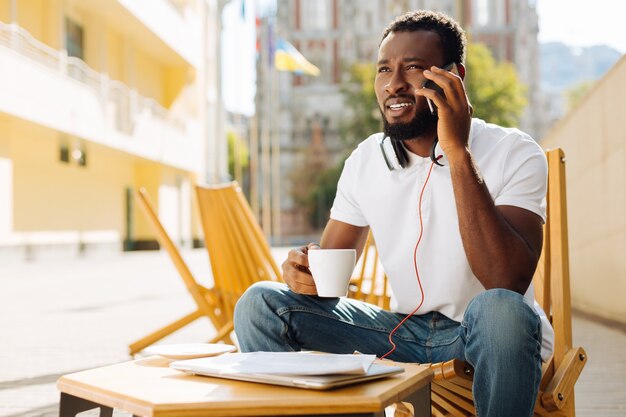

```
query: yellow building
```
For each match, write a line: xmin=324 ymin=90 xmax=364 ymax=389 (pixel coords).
xmin=0 ymin=0 xmax=224 ymax=257
xmin=541 ymin=55 xmax=626 ymax=323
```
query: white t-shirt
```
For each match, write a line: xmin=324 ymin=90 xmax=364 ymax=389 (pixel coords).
xmin=330 ymin=118 xmax=554 ymax=361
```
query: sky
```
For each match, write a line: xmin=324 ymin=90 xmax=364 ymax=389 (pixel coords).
xmin=536 ymin=0 xmax=626 ymax=53
xmin=221 ymin=0 xmax=257 ymax=117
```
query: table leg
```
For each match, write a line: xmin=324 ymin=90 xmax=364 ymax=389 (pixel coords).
xmin=401 ymin=383 xmax=431 ymax=417
xmin=59 ymin=392 xmax=113 ymax=417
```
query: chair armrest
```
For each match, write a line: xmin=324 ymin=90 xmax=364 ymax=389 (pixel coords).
xmin=541 ymin=346 xmax=587 ymax=411
xmin=431 ymin=360 xmax=474 ymax=390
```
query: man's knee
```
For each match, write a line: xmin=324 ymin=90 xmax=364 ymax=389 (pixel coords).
xmin=465 ymin=290 xmax=542 ymax=417
xmin=234 ymin=281 xmax=296 ymax=352
xmin=234 ymin=281 xmax=283 ymax=326
xmin=464 ymin=289 xmax=541 ymax=348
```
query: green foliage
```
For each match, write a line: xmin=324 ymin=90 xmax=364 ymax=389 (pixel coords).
xmin=339 ymin=62 xmax=382 ymax=148
xmin=288 ymin=151 xmax=318 ymax=208
xmin=227 ymin=129 xmax=249 ymax=178
xmin=288 ymin=148 xmax=344 ymax=229
xmin=307 ymin=162 xmax=344 ymax=229
xmin=464 ymin=43 xmax=527 ymax=127
xmin=565 ymin=80 xmax=595 ymax=111
xmin=289 ymin=62 xmax=380 ymax=231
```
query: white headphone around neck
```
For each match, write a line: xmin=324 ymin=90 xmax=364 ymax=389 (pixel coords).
xmin=379 ymin=136 xmax=446 ymax=171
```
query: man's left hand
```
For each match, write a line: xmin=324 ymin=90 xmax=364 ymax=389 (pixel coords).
xmin=415 ymin=65 xmax=472 ymax=161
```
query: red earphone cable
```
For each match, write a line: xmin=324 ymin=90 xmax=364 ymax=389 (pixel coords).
xmin=380 ymin=158 xmax=438 ymax=359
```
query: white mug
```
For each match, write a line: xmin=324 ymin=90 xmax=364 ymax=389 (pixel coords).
xmin=308 ymin=249 xmax=357 ymax=297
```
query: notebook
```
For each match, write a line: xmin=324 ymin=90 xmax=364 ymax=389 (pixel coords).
xmin=169 ymin=352 xmax=404 ymax=390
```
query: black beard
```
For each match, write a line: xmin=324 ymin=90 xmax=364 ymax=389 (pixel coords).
xmin=381 ymin=107 xmax=438 ymax=142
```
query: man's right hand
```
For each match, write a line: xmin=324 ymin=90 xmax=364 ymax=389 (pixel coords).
xmin=281 ymin=243 xmax=321 ymax=295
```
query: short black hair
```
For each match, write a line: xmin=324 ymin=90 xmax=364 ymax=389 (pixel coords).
xmin=381 ymin=10 xmax=467 ymax=66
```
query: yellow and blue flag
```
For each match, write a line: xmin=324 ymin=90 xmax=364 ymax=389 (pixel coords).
xmin=274 ymin=38 xmax=320 ymax=76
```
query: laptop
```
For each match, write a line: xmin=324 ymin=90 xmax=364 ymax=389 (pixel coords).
xmin=170 ymin=355 xmax=404 ymax=390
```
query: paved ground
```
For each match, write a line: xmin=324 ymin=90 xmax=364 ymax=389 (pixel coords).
xmin=0 ymin=248 xmax=624 ymax=417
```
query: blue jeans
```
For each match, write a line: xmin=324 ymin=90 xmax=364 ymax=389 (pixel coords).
xmin=234 ymin=282 xmax=542 ymax=417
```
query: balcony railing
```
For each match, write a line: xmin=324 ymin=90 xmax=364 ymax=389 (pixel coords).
xmin=0 ymin=21 xmax=186 ymax=134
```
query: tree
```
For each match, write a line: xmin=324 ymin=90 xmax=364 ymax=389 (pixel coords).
xmin=227 ymin=129 xmax=249 ymax=180
xmin=288 ymin=119 xmax=340 ymax=230
xmin=339 ymin=62 xmax=382 ymax=148
xmin=290 ymin=160 xmax=344 ymax=230
xmin=464 ymin=43 xmax=527 ymax=127
xmin=288 ymin=63 xmax=381 ymax=232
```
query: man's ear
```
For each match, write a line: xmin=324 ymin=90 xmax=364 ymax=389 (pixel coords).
xmin=457 ymin=63 xmax=466 ymax=81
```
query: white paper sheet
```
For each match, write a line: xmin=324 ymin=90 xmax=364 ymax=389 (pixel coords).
xmin=172 ymin=352 xmax=377 ymax=376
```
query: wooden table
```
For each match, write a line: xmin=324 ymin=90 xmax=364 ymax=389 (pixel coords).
xmin=57 ymin=356 xmax=433 ymax=417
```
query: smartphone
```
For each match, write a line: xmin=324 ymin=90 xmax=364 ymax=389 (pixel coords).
xmin=422 ymin=62 xmax=459 ymax=115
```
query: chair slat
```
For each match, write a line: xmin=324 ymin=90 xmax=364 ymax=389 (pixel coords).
xmin=197 ymin=187 xmax=239 ymax=317
xmin=348 ymin=234 xmax=392 ymax=310
xmin=433 ymin=380 xmax=473 ymax=401
xmin=432 ymin=384 xmax=476 ymax=415
xmin=431 ymin=390 xmax=472 ymax=417
xmin=213 ymin=188 xmax=258 ymax=291
xmin=546 ymin=149 xmax=573 ymax=365
xmin=229 ymin=187 xmax=278 ymax=283
xmin=431 ymin=401 xmax=450 ymax=417
xmin=234 ymin=186 xmax=282 ymax=278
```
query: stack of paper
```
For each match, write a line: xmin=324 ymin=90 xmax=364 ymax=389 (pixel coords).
xmin=169 ymin=352 xmax=404 ymax=390
xmin=175 ymin=352 xmax=377 ymax=376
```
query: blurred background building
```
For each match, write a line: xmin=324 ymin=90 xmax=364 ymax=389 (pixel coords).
xmin=0 ymin=0 xmax=228 ymax=259
xmin=1 ymin=0 xmax=622 ymax=259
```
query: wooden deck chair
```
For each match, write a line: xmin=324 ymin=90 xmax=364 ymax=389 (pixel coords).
xmin=349 ymin=148 xmax=587 ymax=417
xmin=128 ymin=188 xmax=236 ymax=355
xmin=194 ymin=182 xmax=282 ymax=338
xmin=430 ymin=148 xmax=587 ymax=417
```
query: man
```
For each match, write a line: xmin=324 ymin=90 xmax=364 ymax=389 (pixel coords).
xmin=234 ymin=10 xmax=552 ymax=417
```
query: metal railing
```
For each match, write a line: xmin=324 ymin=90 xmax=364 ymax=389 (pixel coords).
xmin=0 ymin=21 xmax=186 ymax=134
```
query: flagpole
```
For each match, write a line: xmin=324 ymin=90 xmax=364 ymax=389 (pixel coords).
xmin=260 ymin=12 xmax=272 ymax=237
xmin=234 ymin=113 xmax=243 ymax=184
xmin=267 ymin=21 xmax=320 ymax=242
xmin=250 ymin=0 xmax=260 ymax=220
xmin=271 ymin=48 xmax=281 ymax=244
xmin=250 ymin=112 xmax=259 ymax=219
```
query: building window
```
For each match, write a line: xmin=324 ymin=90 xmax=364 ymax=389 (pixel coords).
xmin=60 ymin=143 xmax=70 ymax=163
xmin=476 ymin=0 xmax=489 ymax=26
xmin=65 ymin=17 xmax=84 ymax=59
xmin=302 ymin=0 xmax=330 ymax=30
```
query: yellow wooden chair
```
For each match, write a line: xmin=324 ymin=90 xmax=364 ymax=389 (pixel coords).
xmin=194 ymin=182 xmax=282 ymax=330
xmin=128 ymin=188 xmax=234 ymax=355
xmin=128 ymin=182 xmax=281 ymax=355
xmin=350 ymin=149 xmax=587 ymax=417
